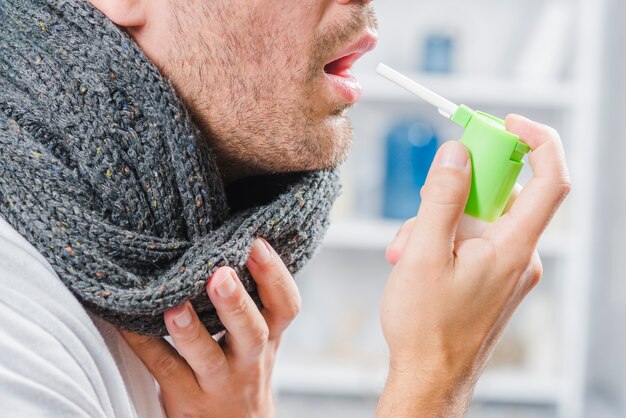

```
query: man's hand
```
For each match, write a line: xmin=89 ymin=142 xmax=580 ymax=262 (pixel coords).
xmin=120 ymin=238 xmax=300 ymax=418
xmin=376 ymin=115 xmax=571 ymax=417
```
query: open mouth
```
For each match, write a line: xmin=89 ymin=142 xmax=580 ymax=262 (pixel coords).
xmin=321 ymin=31 xmax=378 ymax=105
xmin=324 ymin=52 xmax=362 ymax=78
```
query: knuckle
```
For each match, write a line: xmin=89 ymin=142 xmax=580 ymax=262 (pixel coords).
xmin=269 ymin=272 xmax=288 ymax=291
xmin=544 ymin=125 xmax=561 ymax=142
xmin=133 ymin=335 xmax=155 ymax=348
xmin=526 ymin=256 xmax=544 ymax=289
xmin=509 ymin=252 xmax=539 ymax=281
xmin=230 ymin=296 xmax=250 ymax=318
xmin=286 ymin=294 xmax=302 ymax=319
xmin=547 ymin=179 xmax=572 ymax=208
xmin=154 ymin=353 xmax=180 ymax=379
xmin=559 ymin=178 xmax=572 ymax=198
xmin=250 ymin=325 xmax=270 ymax=349
xmin=529 ymin=268 xmax=544 ymax=289
xmin=266 ymin=271 xmax=301 ymax=320
xmin=200 ymin=353 xmax=227 ymax=376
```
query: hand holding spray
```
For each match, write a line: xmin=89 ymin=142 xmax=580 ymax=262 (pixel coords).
xmin=376 ymin=64 xmax=531 ymax=240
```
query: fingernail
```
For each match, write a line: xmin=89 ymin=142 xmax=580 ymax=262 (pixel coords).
xmin=509 ymin=113 xmax=529 ymax=122
xmin=434 ymin=141 xmax=469 ymax=171
xmin=216 ymin=270 xmax=237 ymax=298
xmin=250 ymin=238 xmax=272 ymax=264
xmin=173 ymin=304 xmax=192 ymax=328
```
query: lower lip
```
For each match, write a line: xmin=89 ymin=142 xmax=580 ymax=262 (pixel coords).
xmin=324 ymin=72 xmax=363 ymax=105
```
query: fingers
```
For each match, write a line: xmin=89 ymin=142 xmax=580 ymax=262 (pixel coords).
xmin=120 ymin=330 xmax=200 ymax=398
xmin=522 ymin=250 xmax=544 ymax=294
xmin=246 ymin=238 xmax=302 ymax=340
xmin=386 ymin=183 xmax=521 ymax=266
xmin=163 ymin=301 xmax=229 ymax=392
xmin=405 ymin=141 xmax=471 ymax=264
xmin=504 ymin=183 xmax=523 ymax=215
xmin=207 ymin=267 xmax=270 ymax=365
xmin=489 ymin=115 xmax=571 ymax=247
xmin=386 ymin=218 xmax=415 ymax=266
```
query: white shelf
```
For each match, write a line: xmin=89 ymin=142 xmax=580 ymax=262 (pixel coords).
xmin=475 ymin=372 xmax=560 ymax=405
xmin=324 ymin=218 xmax=570 ymax=258
xmin=274 ymin=360 xmax=560 ymax=405
xmin=358 ymin=73 xmax=576 ymax=109
xmin=274 ymin=360 xmax=387 ymax=397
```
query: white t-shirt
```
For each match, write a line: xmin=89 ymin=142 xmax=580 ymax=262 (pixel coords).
xmin=0 ymin=216 xmax=167 ymax=418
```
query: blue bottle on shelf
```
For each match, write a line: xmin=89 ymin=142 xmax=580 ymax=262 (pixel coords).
xmin=383 ymin=121 xmax=439 ymax=220
xmin=422 ymin=33 xmax=455 ymax=74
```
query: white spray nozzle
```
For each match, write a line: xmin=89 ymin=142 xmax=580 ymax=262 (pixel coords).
xmin=376 ymin=63 xmax=459 ymax=119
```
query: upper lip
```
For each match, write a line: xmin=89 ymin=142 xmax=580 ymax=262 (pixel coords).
xmin=323 ymin=29 xmax=379 ymax=75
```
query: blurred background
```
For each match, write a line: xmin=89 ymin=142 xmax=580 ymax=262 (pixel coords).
xmin=273 ymin=0 xmax=625 ymax=416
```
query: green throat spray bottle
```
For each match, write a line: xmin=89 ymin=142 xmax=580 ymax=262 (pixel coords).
xmin=376 ymin=64 xmax=531 ymax=240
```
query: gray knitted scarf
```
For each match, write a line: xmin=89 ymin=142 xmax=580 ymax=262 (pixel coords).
xmin=0 ymin=0 xmax=339 ymax=336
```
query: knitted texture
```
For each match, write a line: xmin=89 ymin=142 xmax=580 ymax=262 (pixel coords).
xmin=0 ymin=0 xmax=340 ymax=336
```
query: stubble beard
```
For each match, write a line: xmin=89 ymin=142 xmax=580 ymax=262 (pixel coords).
xmin=166 ymin=3 xmax=375 ymax=181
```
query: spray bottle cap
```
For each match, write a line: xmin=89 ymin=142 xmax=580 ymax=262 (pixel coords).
xmin=376 ymin=63 xmax=531 ymax=222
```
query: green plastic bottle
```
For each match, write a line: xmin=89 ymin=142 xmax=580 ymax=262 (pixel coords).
xmin=376 ymin=64 xmax=531 ymax=239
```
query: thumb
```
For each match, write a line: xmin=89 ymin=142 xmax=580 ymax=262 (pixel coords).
xmin=405 ymin=141 xmax=471 ymax=263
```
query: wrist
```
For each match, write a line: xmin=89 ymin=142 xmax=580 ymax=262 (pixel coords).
xmin=376 ymin=357 xmax=475 ymax=418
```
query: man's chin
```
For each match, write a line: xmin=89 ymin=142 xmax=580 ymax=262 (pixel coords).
xmin=217 ymin=115 xmax=353 ymax=182
xmin=329 ymin=104 xmax=351 ymax=117
xmin=255 ymin=137 xmax=352 ymax=175
xmin=310 ymin=115 xmax=353 ymax=169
